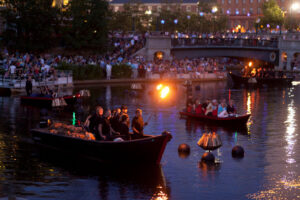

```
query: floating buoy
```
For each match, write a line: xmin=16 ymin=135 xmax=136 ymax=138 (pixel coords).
xmin=201 ymin=152 xmax=215 ymax=163
xmin=232 ymin=145 xmax=244 ymax=158
xmin=178 ymin=143 xmax=190 ymax=154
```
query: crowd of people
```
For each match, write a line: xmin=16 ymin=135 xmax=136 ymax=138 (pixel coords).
xmin=186 ymin=98 xmax=237 ymax=118
xmin=83 ymin=105 xmax=147 ymax=141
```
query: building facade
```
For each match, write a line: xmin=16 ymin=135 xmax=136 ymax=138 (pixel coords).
xmin=109 ymin=0 xmax=294 ymax=30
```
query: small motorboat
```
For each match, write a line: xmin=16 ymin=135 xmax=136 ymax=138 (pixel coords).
xmin=228 ymin=72 xmax=294 ymax=87
xmin=20 ymin=93 xmax=81 ymax=107
xmin=31 ymin=128 xmax=172 ymax=165
xmin=179 ymin=111 xmax=251 ymax=126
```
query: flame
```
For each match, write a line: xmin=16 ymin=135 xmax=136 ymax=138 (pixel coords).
xmin=160 ymin=86 xmax=170 ymax=99
xmin=156 ymin=84 xmax=163 ymax=90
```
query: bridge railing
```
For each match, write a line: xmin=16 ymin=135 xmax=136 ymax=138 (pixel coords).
xmin=171 ymin=38 xmax=278 ymax=48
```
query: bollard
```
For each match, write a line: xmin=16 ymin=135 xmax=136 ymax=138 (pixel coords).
xmin=232 ymin=145 xmax=245 ymax=158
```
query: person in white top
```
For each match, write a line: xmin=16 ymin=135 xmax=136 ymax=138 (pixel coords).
xmin=106 ymin=63 xmax=112 ymax=80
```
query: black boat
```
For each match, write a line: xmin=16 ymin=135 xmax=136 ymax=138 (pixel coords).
xmin=179 ymin=111 xmax=250 ymax=126
xmin=21 ymin=93 xmax=81 ymax=107
xmin=228 ymin=72 xmax=294 ymax=87
xmin=31 ymin=128 xmax=172 ymax=165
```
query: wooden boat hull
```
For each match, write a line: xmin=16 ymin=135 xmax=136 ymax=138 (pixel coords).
xmin=179 ymin=112 xmax=250 ymax=126
xmin=20 ymin=94 xmax=80 ymax=107
xmin=31 ymin=129 xmax=172 ymax=165
xmin=228 ymin=73 xmax=294 ymax=87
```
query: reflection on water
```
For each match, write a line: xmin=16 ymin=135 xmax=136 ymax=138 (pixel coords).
xmin=1 ymin=82 xmax=300 ymax=199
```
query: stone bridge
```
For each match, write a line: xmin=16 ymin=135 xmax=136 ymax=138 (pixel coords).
xmin=134 ymin=34 xmax=300 ymax=70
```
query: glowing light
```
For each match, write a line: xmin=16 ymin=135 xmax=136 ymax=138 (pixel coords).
xmin=145 ymin=10 xmax=152 ymax=15
xmin=156 ymin=84 xmax=163 ymax=90
xmin=212 ymin=6 xmax=218 ymax=13
xmin=174 ymin=19 xmax=178 ymax=24
xmin=248 ymin=61 xmax=253 ymax=67
xmin=63 ymin=0 xmax=69 ymax=6
xmin=199 ymin=12 xmax=204 ymax=16
xmin=161 ymin=19 xmax=165 ymax=24
xmin=160 ymin=86 xmax=170 ymax=99
xmin=247 ymin=92 xmax=251 ymax=114
xmin=291 ymin=2 xmax=300 ymax=11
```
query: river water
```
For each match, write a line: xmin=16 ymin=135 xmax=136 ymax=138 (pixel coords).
xmin=0 ymin=81 xmax=300 ymax=200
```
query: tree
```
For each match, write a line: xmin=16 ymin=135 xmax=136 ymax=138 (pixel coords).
xmin=284 ymin=15 xmax=300 ymax=32
xmin=259 ymin=0 xmax=284 ymax=29
xmin=1 ymin=0 xmax=59 ymax=52
xmin=63 ymin=0 xmax=109 ymax=52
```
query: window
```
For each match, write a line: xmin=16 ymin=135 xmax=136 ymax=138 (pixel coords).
xmin=222 ymin=0 xmax=225 ymax=4
xmin=222 ymin=8 xmax=224 ymax=13
xmin=250 ymin=0 xmax=253 ymax=3
xmin=258 ymin=0 xmax=261 ymax=3
xmin=257 ymin=7 xmax=261 ymax=14
xmin=114 ymin=6 xmax=119 ymax=12
xmin=158 ymin=6 xmax=161 ymax=12
xmin=235 ymin=8 xmax=239 ymax=15
xmin=187 ymin=6 xmax=191 ymax=12
xmin=243 ymin=0 xmax=246 ymax=3
xmin=281 ymin=0 xmax=284 ymax=2
xmin=242 ymin=8 xmax=246 ymax=14
xmin=236 ymin=0 xmax=238 ymax=4
xmin=228 ymin=0 xmax=231 ymax=4
xmin=250 ymin=7 xmax=253 ymax=14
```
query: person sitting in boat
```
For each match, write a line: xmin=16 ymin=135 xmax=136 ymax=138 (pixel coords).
xmin=119 ymin=115 xmax=130 ymax=140
xmin=120 ymin=105 xmax=130 ymax=127
xmin=211 ymin=99 xmax=218 ymax=116
xmin=218 ymin=100 xmax=228 ymax=118
xmin=202 ymin=99 xmax=209 ymax=114
xmin=131 ymin=108 xmax=148 ymax=139
xmin=227 ymin=100 xmax=236 ymax=116
xmin=86 ymin=106 xmax=106 ymax=140
xmin=205 ymin=99 xmax=218 ymax=116
xmin=186 ymin=103 xmax=193 ymax=113
xmin=195 ymin=100 xmax=202 ymax=115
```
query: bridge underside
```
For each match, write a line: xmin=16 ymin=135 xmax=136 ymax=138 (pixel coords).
xmin=171 ymin=47 xmax=279 ymax=65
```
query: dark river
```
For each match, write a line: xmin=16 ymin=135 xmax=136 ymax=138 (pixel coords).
xmin=0 ymin=81 xmax=300 ymax=200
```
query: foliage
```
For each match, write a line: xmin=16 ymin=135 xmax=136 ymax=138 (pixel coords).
xmin=109 ymin=1 xmax=146 ymax=32
xmin=284 ymin=15 xmax=299 ymax=32
xmin=0 ymin=0 xmax=60 ymax=52
xmin=156 ymin=9 xmax=227 ymax=33
xmin=56 ymin=63 xmax=105 ymax=80
xmin=62 ymin=0 xmax=109 ymax=52
xmin=259 ymin=0 xmax=284 ymax=29
xmin=112 ymin=64 xmax=132 ymax=78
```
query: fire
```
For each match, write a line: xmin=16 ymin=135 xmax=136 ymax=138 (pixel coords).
xmin=156 ymin=84 xmax=163 ymax=90
xmin=160 ymin=86 xmax=170 ymax=99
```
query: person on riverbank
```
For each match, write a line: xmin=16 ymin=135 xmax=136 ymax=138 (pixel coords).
xmin=106 ymin=62 xmax=112 ymax=80
xmin=131 ymin=108 xmax=148 ymax=139
xmin=25 ymin=77 xmax=32 ymax=96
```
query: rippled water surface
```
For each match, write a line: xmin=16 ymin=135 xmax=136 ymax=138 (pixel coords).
xmin=0 ymin=81 xmax=300 ymax=200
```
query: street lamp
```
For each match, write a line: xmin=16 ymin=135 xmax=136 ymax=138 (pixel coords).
xmin=187 ymin=15 xmax=191 ymax=33
xmin=161 ymin=19 xmax=165 ymax=32
xmin=291 ymin=2 xmax=300 ymax=11
xmin=212 ymin=6 xmax=218 ymax=13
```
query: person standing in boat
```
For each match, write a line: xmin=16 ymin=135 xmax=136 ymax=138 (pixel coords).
xmin=131 ymin=108 xmax=148 ymax=139
xmin=101 ymin=110 xmax=120 ymax=140
xmin=85 ymin=106 xmax=106 ymax=140
xmin=227 ymin=100 xmax=236 ymax=116
xmin=120 ymin=105 xmax=130 ymax=127
xmin=25 ymin=77 xmax=32 ymax=96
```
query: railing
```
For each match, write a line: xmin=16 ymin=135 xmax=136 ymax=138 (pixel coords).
xmin=0 ymin=70 xmax=73 ymax=88
xmin=171 ymin=38 xmax=279 ymax=48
